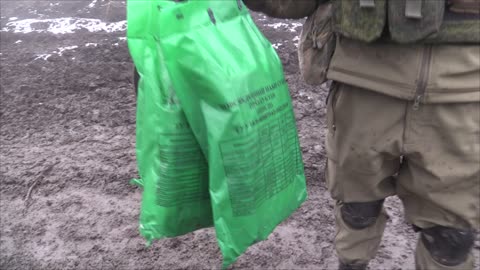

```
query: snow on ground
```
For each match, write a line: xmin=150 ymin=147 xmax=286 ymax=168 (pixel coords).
xmin=33 ymin=54 xmax=52 ymax=61
xmin=293 ymin=36 xmax=300 ymax=48
xmin=32 ymin=45 xmax=91 ymax=61
xmin=2 ymin=17 xmax=126 ymax=34
xmin=266 ymin=22 xmax=303 ymax=33
xmin=272 ymin=43 xmax=283 ymax=49
xmin=56 ymin=45 xmax=79 ymax=56
xmin=88 ymin=0 xmax=98 ymax=9
xmin=3 ymin=16 xmax=127 ymax=60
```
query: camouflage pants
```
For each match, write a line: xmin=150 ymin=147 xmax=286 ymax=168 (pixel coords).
xmin=325 ymin=82 xmax=480 ymax=269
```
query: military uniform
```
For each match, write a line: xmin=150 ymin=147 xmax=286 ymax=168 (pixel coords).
xmin=243 ymin=0 xmax=480 ymax=269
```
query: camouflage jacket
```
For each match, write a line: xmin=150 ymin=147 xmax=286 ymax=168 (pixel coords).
xmin=244 ymin=0 xmax=480 ymax=103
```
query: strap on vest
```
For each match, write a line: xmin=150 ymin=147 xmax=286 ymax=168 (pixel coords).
xmin=359 ymin=0 xmax=375 ymax=8
xmin=405 ymin=0 xmax=423 ymax=19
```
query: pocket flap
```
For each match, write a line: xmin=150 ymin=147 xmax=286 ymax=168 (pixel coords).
xmin=332 ymin=0 xmax=387 ymax=42
xmin=389 ymin=0 xmax=445 ymax=43
xmin=298 ymin=3 xmax=336 ymax=85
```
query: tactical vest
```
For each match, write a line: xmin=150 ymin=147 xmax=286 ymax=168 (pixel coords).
xmin=332 ymin=0 xmax=480 ymax=44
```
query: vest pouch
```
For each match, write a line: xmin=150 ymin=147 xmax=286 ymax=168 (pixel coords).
xmin=388 ymin=0 xmax=445 ymax=43
xmin=332 ymin=0 xmax=387 ymax=43
xmin=423 ymin=7 xmax=480 ymax=43
xmin=448 ymin=0 xmax=480 ymax=14
xmin=298 ymin=3 xmax=336 ymax=85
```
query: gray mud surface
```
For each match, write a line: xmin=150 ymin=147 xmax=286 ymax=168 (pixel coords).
xmin=1 ymin=1 xmax=478 ymax=269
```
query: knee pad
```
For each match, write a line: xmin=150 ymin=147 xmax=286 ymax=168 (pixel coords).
xmin=421 ymin=226 xmax=474 ymax=266
xmin=340 ymin=200 xmax=384 ymax=230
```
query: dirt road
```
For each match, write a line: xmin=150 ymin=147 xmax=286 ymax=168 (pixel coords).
xmin=0 ymin=1 xmax=478 ymax=269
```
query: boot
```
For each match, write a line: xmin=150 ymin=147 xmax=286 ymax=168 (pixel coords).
xmin=338 ymin=260 xmax=368 ymax=270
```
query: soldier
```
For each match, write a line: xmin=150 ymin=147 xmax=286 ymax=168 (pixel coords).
xmin=243 ymin=0 xmax=480 ymax=269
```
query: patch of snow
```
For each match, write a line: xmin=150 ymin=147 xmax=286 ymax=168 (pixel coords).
xmin=272 ymin=43 xmax=282 ymax=49
xmin=85 ymin=43 xmax=98 ymax=47
xmin=118 ymin=37 xmax=127 ymax=41
xmin=9 ymin=17 xmax=18 ymax=21
xmin=33 ymin=44 xmax=81 ymax=61
xmin=15 ymin=40 xmax=22 ymax=44
xmin=55 ymin=45 xmax=78 ymax=56
xmin=34 ymin=54 xmax=52 ymax=61
xmin=291 ymin=22 xmax=303 ymax=27
xmin=266 ymin=22 xmax=302 ymax=33
xmin=257 ymin=15 xmax=268 ymax=22
xmin=2 ymin=18 xmax=127 ymax=34
xmin=293 ymin=36 xmax=300 ymax=48
xmin=88 ymin=0 xmax=98 ymax=8
xmin=113 ymin=43 xmax=119 ymax=46
xmin=267 ymin=22 xmax=290 ymax=29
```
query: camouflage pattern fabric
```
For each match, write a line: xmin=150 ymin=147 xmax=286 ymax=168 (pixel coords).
xmin=425 ymin=10 xmax=480 ymax=43
xmin=332 ymin=0 xmax=386 ymax=43
xmin=243 ymin=0 xmax=479 ymax=43
xmin=448 ymin=0 xmax=480 ymax=14
xmin=388 ymin=0 xmax=445 ymax=43
xmin=331 ymin=0 xmax=479 ymax=44
xmin=242 ymin=0 xmax=317 ymax=19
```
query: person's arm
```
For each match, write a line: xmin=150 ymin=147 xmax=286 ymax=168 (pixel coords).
xmin=243 ymin=0 xmax=322 ymax=19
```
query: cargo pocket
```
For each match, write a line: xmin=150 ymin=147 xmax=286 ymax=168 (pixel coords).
xmin=298 ymin=3 xmax=336 ymax=85
xmin=326 ymin=84 xmax=386 ymax=176
xmin=332 ymin=0 xmax=387 ymax=42
xmin=325 ymin=82 xmax=342 ymax=162
xmin=325 ymin=82 xmax=343 ymax=198
xmin=388 ymin=0 xmax=445 ymax=43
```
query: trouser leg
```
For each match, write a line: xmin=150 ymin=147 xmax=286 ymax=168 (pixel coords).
xmin=325 ymin=83 xmax=405 ymax=267
xmin=396 ymin=101 xmax=480 ymax=270
xmin=334 ymin=200 xmax=388 ymax=267
xmin=415 ymin=227 xmax=474 ymax=270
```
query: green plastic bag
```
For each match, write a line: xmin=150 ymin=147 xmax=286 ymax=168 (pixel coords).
xmin=153 ymin=0 xmax=307 ymax=266
xmin=128 ymin=0 xmax=307 ymax=266
xmin=127 ymin=0 xmax=212 ymax=241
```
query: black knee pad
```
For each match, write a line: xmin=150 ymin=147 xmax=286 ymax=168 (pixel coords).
xmin=340 ymin=200 xmax=384 ymax=230
xmin=421 ymin=225 xmax=474 ymax=266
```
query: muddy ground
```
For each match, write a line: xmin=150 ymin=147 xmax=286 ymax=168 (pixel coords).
xmin=0 ymin=1 xmax=478 ymax=269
